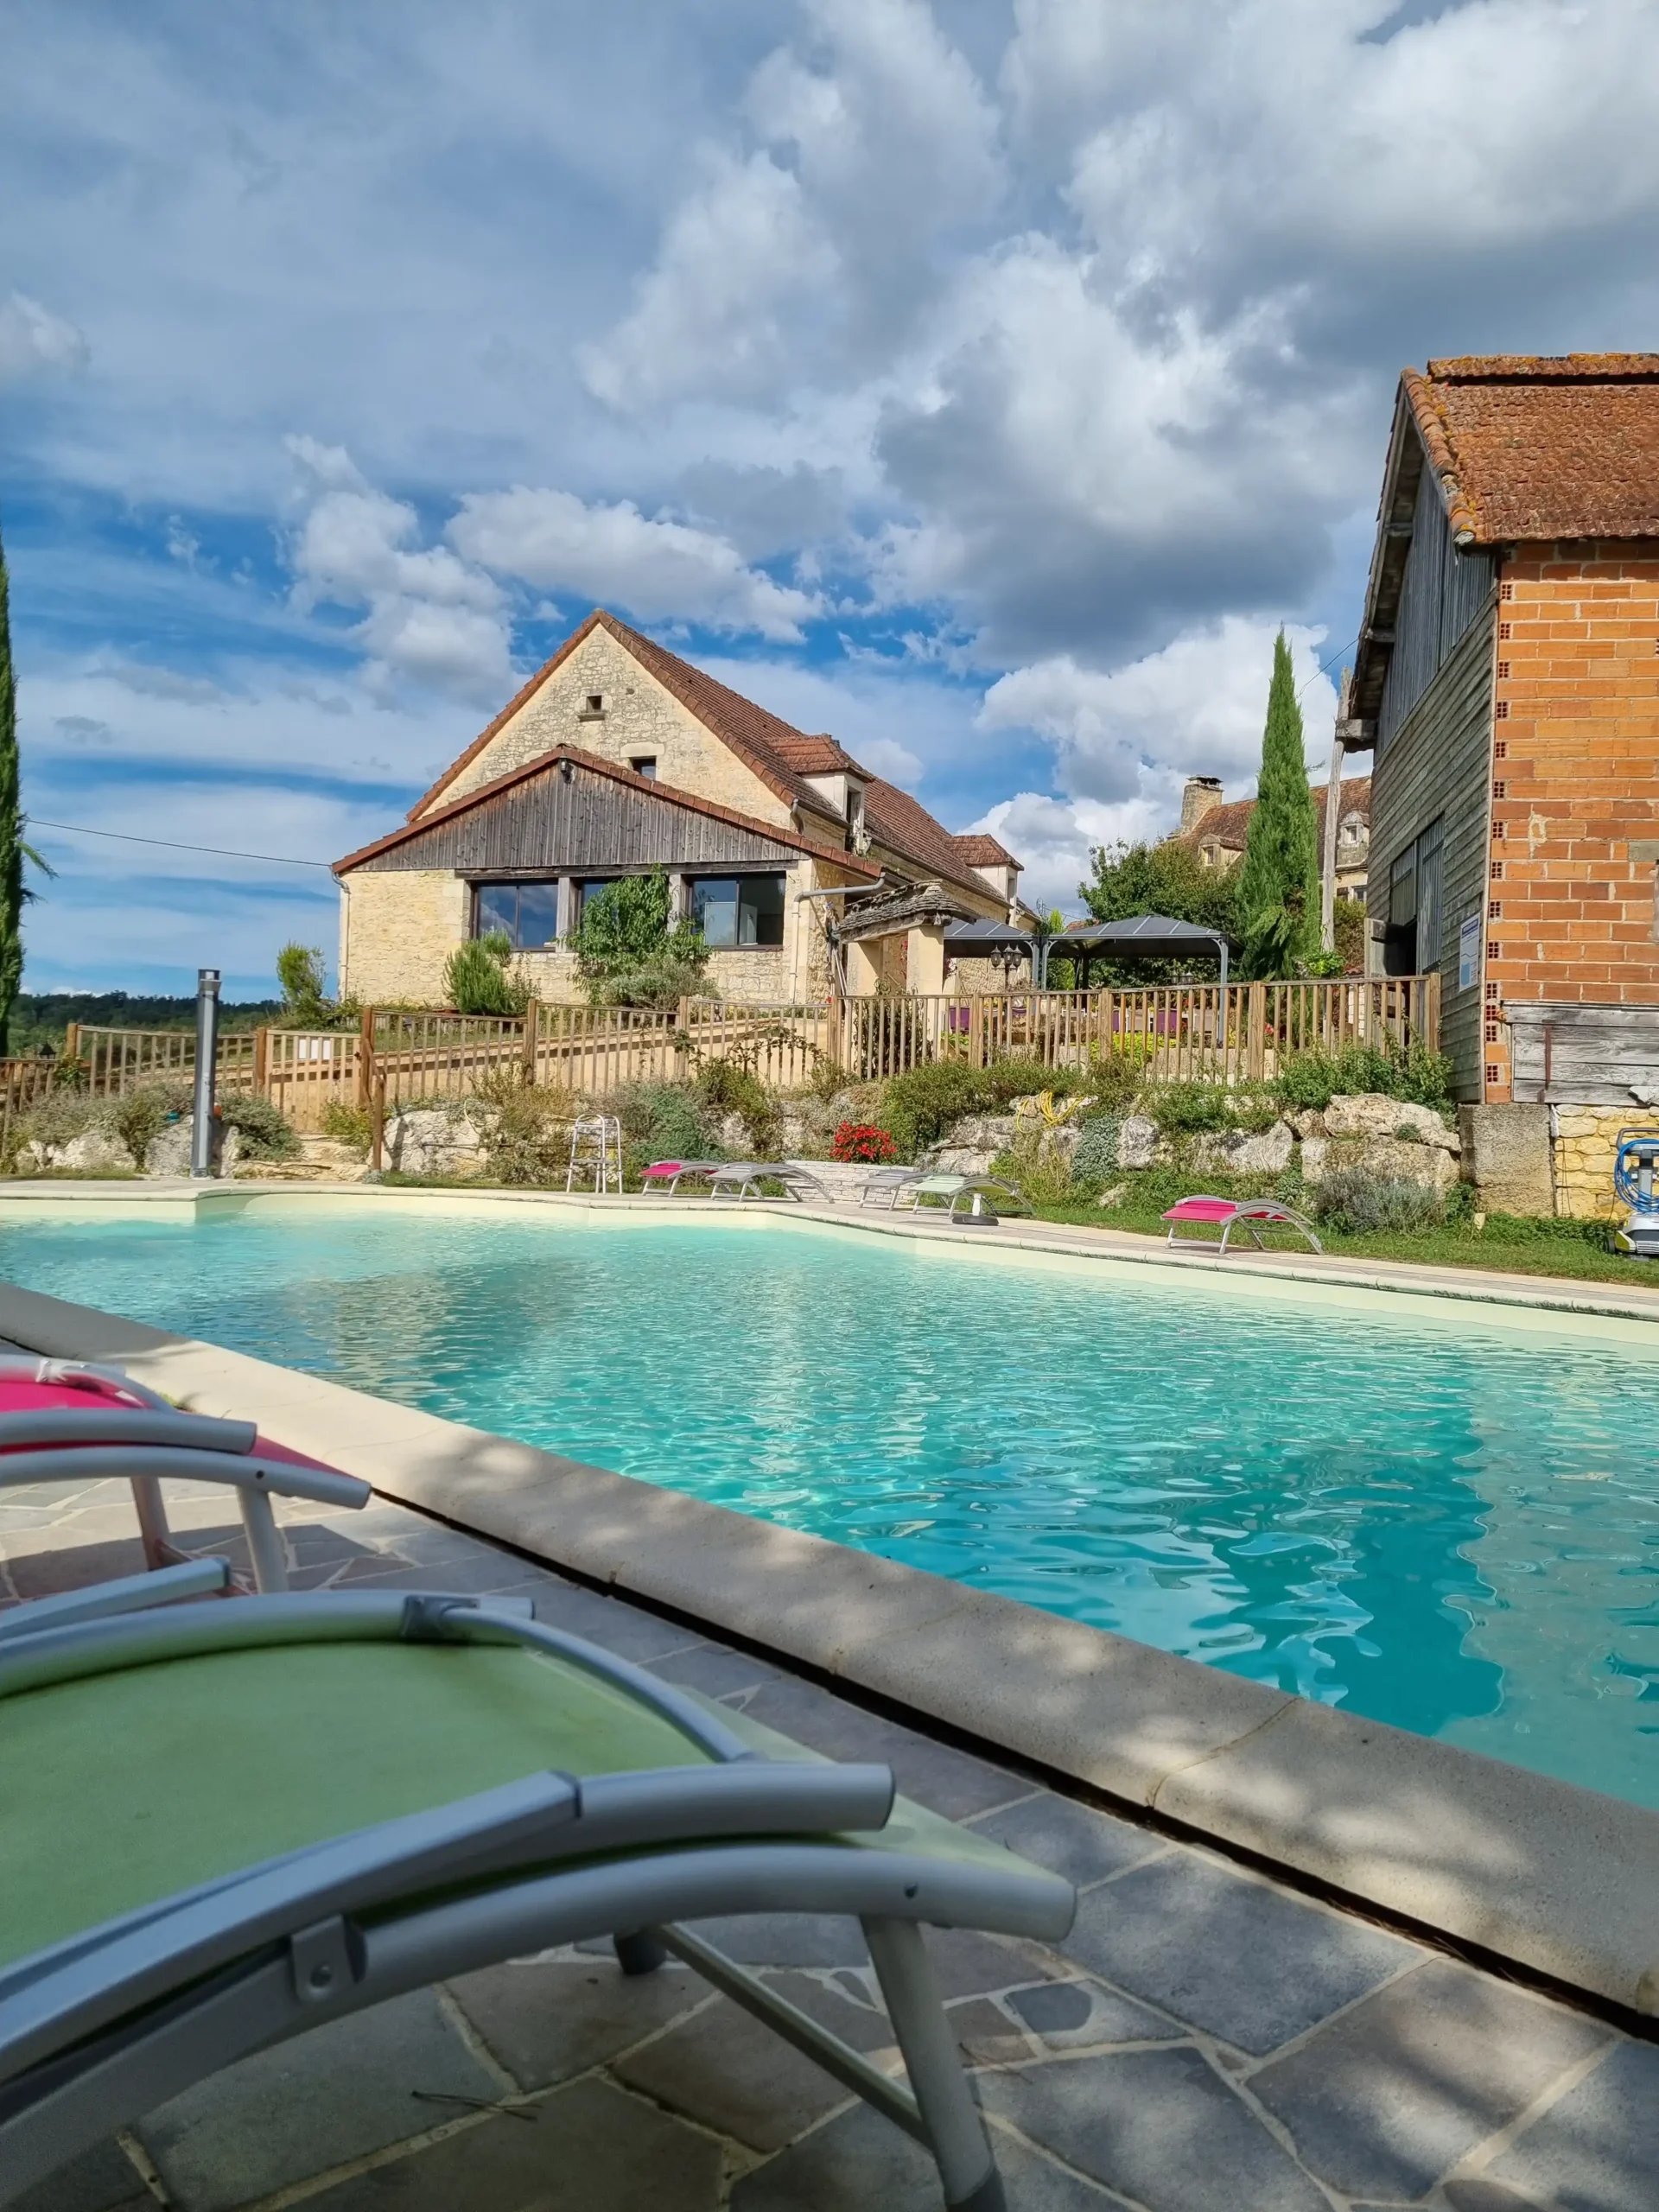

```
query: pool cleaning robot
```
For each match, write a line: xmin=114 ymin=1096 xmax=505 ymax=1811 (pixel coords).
xmin=1613 ymin=1128 xmax=1659 ymax=1259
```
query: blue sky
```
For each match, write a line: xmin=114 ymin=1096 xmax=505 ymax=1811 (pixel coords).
xmin=3 ymin=1 xmax=1656 ymax=995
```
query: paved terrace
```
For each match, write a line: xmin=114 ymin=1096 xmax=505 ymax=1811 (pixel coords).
xmin=3 ymin=1473 xmax=1656 ymax=2212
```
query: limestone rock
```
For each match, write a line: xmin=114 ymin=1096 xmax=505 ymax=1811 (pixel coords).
xmin=1325 ymin=1094 xmax=1459 ymax=1153
xmin=1300 ymin=1131 xmax=1459 ymax=1194
xmin=932 ymin=1146 xmax=1001 ymax=1176
xmin=387 ymin=1108 xmax=487 ymax=1178
xmin=1096 ymin=1182 xmax=1128 ymax=1209
xmin=1117 ymin=1115 xmax=1160 ymax=1169
xmin=60 ymin=1126 xmax=135 ymax=1173
xmin=143 ymin=1118 xmax=194 ymax=1177
xmin=1190 ymin=1122 xmax=1294 ymax=1175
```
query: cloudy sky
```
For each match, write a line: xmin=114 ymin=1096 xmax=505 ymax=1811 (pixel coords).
xmin=3 ymin=0 xmax=1656 ymax=994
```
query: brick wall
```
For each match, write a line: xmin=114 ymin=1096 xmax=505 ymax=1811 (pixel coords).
xmin=1484 ymin=544 xmax=1659 ymax=1100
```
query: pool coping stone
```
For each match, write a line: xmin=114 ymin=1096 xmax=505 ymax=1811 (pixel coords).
xmin=3 ymin=1269 xmax=1658 ymax=2030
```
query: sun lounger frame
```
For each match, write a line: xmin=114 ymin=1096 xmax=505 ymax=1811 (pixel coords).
xmin=0 ymin=1360 xmax=371 ymax=1594
xmin=1162 ymin=1197 xmax=1324 ymax=1255
xmin=708 ymin=1161 xmax=830 ymax=1204
xmin=0 ymin=1589 xmax=1069 ymax=2209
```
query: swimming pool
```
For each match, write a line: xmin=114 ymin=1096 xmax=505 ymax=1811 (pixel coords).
xmin=6 ymin=1204 xmax=1659 ymax=1808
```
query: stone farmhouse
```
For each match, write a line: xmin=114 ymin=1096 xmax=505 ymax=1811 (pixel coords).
xmin=1174 ymin=774 xmax=1373 ymax=904
xmin=334 ymin=610 xmax=1027 ymax=1008
xmin=1344 ymin=353 xmax=1659 ymax=1211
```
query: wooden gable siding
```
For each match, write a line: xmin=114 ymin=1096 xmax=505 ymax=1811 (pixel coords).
xmin=353 ymin=760 xmax=804 ymax=877
xmin=1377 ymin=456 xmax=1497 ymax=759
xmin=1369 ymin=601 xmax=1498 ymax=1101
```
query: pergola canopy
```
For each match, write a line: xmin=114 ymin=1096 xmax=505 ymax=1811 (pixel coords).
xmin=1047 ymin=912 xmax=1230 ymax=988
xmin=942 ymin=919 xmax=1037 ymax=957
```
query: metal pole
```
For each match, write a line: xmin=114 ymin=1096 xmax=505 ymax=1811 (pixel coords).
xmin=190 ymin=969 xmax=220 ymax=1179
xmin=1320 ymin=669 xmax=1351 ymax=953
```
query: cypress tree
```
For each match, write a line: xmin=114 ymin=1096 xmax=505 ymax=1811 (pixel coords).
xmin=0 ymin=520 xmax=21 ymax=1056
xmin=1236 ymin=630 xmax=1321 ymax=978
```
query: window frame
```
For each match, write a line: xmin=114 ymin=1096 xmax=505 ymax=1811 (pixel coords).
xmin=687 ymin=870 xmax=787 ymax=950
xmin=472 ymin=880 xmax=563 ymax=950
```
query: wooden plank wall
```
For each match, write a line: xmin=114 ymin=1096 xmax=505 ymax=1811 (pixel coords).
xmin=1509 ymin=1001 xmax=1659 ymax=1104
xmin=1368 ymin=603 xmax=1497 ymax=1100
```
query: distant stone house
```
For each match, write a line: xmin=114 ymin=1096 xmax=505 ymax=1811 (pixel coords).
xmin=1174 ymin=775 xmax=1372 ymax=902
xmin=334 ymin=609 xmax=1025 ymax=1007
xmin=1344 ymin=355 xmax=1659 ymax=1140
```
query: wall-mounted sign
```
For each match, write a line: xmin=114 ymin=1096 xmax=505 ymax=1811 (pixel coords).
xmin=1458 ymin=912 xmax=1481 ymax=992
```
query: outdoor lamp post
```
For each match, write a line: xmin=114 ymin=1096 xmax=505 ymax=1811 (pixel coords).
xmin=190 ymin=969 xmax=220 ymax=1179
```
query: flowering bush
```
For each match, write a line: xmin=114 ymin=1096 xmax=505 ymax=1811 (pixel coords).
xmin=831 ymin=1120 xmax=898 ymax=1164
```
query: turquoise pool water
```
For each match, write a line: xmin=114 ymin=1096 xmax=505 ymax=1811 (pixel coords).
xmin=6 ymin=1208 xmax=1659 ymax=1807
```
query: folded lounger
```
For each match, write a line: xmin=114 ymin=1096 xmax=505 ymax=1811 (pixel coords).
xmin=708 ymin=1161 xmax=830 ymax=1204
xmin=0 ymin=1588 xmax=1073 ymax=2212
xmin=1162 ymin=1196 xmax=1323 ymax=1255
xmin=0 ymin=1359 xmax=372 ymax=1593
xmin=895 ymin=1175 xmax=1024 ymax=1227
xmin=639 ymin=1160 xmax=722 ymax=1193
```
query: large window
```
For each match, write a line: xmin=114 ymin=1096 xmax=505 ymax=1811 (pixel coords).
xmin=474 ymin=881 xmax=561 ymax=949
xmin=1382 ymin=817 xmax=1443 ymax=976
xmin=690 ymin=873 xmax=785 ymax=949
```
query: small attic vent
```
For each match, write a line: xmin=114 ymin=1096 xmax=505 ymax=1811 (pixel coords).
xmin=578 ymin=694 xmax=606 ymax=721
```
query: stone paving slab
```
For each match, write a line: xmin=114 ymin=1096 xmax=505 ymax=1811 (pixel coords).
xmin=4 ymin=1483 xmax=1658 ymax=2209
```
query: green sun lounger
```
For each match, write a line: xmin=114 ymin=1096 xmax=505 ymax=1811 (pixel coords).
xmin=0 ymin=1586 xmax=1074 ymax=2210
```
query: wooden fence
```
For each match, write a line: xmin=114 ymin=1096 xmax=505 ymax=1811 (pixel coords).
xmin=836 ymin=976 xmax=1439 ymax=1084
xmin=35 ymin=977 xmax=1440 ymax=1145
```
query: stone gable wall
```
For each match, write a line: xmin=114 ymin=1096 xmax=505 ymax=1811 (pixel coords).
xmin=340 ymin=870 xmax=469 ymax=1004
xmin=438 ymin=628 xmax=793 ymax=828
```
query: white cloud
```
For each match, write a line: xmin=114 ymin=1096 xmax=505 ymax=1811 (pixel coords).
xmin=285 ymin=437 xmax=516 ymax=702
xmin=974 ymin=617 xmax=1340 ymax=906
xmin=980 ymin=617 xmax=1338 ymax=806
xmin=449 ymin=486 xmax=819 ymax=642
xmin=0 ymin=292 xmax=87 ymax=385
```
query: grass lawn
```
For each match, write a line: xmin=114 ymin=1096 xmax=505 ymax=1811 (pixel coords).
xmin=1028 ymin=1195 xmax=1647 ymax=1286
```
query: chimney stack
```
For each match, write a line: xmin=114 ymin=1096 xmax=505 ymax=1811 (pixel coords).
xmin=1180 ymin=776 xmax=1224 ymax=836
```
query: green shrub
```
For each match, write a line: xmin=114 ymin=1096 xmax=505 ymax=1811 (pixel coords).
xmin=219 ymin=1092 xmax=299 ymax=1161
xmin=469 ymin=1066 xmax=570 ymax=1185
xmin=1274 ymin=1039 xmax=1455 ymax=1114
xmin=696 ymin=1059 xmax=777 ymax=1154
xmin=1145 ymin=1081 xmax=1232 ymax=1132
xmin=1071 ymin=1116 xmax=1122 ymax=1183
xmin=1311 ymin=1168 xmax=1446 ymax=1233
xmin=444 ymin=932 xmax=531 ymax=1018
xmin=320 ymin=1099 xmax=373 ymax=1150
xmin=881 ymin=1060 xmax=988 ymax=1158
xmin=575 ymin=869 xmax=711 ymax=1008
xmin=614 ymin=1079 xmax=709 ymax=1177
xmin=1082 ymin=1046 xmax=1147 ymax=1112
xmin=982 ymin=1056 xmax=1083 ymax=1105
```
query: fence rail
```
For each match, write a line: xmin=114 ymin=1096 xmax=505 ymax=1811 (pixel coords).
xmin=29 ymin=977 xmax=1440 ymax=1145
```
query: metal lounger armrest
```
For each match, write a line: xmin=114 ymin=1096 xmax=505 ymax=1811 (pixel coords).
xmin=0 ymin=1446 xmax=369 ymax=1510
xmin=0 ymin=1559 xmax=232 ymax=1642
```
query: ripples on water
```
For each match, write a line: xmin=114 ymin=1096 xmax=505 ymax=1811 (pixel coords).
xmin=8 ymin=1211 xmax=1659 ymax=1806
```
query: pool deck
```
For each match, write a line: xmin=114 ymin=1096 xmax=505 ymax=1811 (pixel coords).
xmin=5 ymin=1465 xmax=1657 ymax=2212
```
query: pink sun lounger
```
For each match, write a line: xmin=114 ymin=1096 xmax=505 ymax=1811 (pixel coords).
xmin=1161 ymin=1196 xmax=1323 ymax=1255
xmin=640 ymin=1160 xmax=721 ymax=1193
xmin=0 ymin=1360 xmax=369 ymax=1595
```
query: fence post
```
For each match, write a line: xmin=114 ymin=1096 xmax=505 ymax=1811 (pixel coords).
xmin=1421 ymin=970 xmax=1440 ymax=1052
xmin=371 ymin=1070 xmax=387 ymax=1172
xmin=252 ymin=1026 xmax=270 ymax=1096
xmin=64 ymin=1022 xmax=79 ymax=1067
xmin=357 ymin=1006 xmax=377 ymax=1109
xmin=521 ymin=1001 xmax=539 ymax=1084
xmin=1247 ymin=982 xmax=1267 ymax=1080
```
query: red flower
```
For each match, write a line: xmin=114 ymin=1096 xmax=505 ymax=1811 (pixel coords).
xmin=831 ymin=1121 xmax=898 ymax=1164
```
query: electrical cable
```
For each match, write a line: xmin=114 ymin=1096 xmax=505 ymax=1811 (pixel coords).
xmin=28 ymin=819 xmax=334 ymax=870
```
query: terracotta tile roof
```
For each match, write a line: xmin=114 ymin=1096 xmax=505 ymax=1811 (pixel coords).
xmin=861 ymin=779 xmax=1001 ymax=899
xmin=770 ymin=733 xmax=868 ymax=777
xmin=336 ymin=744 xmax=881 ymax=880
xmin=1174 ymin=778 xmax=1371 ymax=855
xmin=950 ymin=834 xmax=1018 ymax=868
xmin=405 ymin=607 xmax=1014 ymax=901
xmin=1402 ymin=355 xmax=1659 ymax=544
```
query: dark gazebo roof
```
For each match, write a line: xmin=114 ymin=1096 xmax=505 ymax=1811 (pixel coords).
xmin=943 ymin=918 xmax=1037 ymax=954
xmin=1059 ymin=914 xmax=1228 ymax=954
